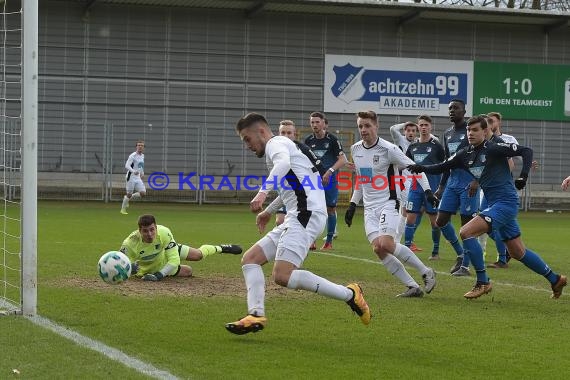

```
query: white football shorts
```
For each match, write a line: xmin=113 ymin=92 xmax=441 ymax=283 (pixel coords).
xmin=126 ymin=177 xmax=146 ymax=193
xmin=399 ymin=176 xmax=411 ymax=209
xmin=257 ymin=210 xmax=326 ymax=268
xmin=364 ymin=204 xmax=400 ymax=243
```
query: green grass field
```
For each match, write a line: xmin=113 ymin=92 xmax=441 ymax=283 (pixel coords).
xmin=1 ymin=201 xmax=569 ymax=379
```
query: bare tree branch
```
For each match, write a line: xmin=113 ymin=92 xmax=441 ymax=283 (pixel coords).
xmin=415 ymin=0 xmax=570 ymax=10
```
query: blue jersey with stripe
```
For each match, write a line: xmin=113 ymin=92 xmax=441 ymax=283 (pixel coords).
xmin=423 ymin=140 xmax=533 ymax=206
xmin=406 ymin=137 xmax=445 ymax=192
xmin=442 ymin=122 xmax=472 ymax=188
xmin=305 ymin=132 xmax=343 ymax=170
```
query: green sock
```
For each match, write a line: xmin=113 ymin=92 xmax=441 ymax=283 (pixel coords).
xmin=198 ymin=244 xmax=220 ymax=257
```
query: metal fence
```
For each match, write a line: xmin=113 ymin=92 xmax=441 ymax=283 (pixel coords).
xmin=29 ymin=122 xmax=570 ymax=210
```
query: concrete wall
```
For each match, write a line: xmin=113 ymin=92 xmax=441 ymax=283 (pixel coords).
xmin=31 ymin=1 xmax=570 ymax=195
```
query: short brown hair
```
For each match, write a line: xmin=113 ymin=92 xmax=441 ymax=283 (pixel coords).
xmin=417 ymin=115 xmax=432 ymax=124
xmin=138 ymin=214 xmax=156 ymax=228
xmin=236 ymin=112 xmax=268 ymax=132
xmin=487 ymin=112 xmax=502 ymax=121
xmin=310 ymin=111 xmax=326 ymax=120
xmin=279 ymin=120 xmax=295 ymax=127
xmin=467 ymin=115 xmax=488 ymax=129
xmin=356 ymin=110 xmax=378 ymax=123
xmin=404 ymin=122 xmax=417 ymax=130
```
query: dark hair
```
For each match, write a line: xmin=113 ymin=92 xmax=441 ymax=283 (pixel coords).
xmin=467 ymin=115 xmax=487 ymax=129
xmin=404 ymin=122 xmax=418 ymax=130
xmin=450 ymin=99 xmax=466 ymax=108
xmin=236 ymin=112 xmax=268 ymax=132
xmin=487 ymin=112 xmax=502 ymax=121
xmin=417 ymin=114 xmax=432 ymax=124
xmin=310 ymin=111 xmax=326 ymax=120
xmin=356 ymin=110 xmax=378 ymax=123
xmin=138 ymin=214 xmax=156 ymax=228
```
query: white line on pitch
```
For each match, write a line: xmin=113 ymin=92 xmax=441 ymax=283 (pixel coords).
xmin=26 ymin=314 xmax=181 ymax=380
xmin=318 ymin=251 xmax=551 ymax=294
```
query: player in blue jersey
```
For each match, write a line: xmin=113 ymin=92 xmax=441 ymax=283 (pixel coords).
xmin=322 ymin=118 xmax=340 ymax=242
xmin=478 ymin=114 xmax=510 ymax=268
xmin=409 ymin=115 xmax=567 ymax=299
xmin=483 ymin=112 xmax=538 ymax=267
xmin=404 ymin=115 xmax=445 ymax=259
xmin=305 ymin=111 xmax=347 ymax=250
xmin=433 ymin=99 xmax=478 ymax=276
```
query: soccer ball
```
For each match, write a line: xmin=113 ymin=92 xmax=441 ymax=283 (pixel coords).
xmin=98 ymin=251 xmax=131 ymax=285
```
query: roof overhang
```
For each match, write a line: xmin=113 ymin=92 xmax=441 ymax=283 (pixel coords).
xmin=78 ymin=0 xmax=570 ymax=32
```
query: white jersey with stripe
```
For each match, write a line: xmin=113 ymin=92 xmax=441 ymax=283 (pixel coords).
xmin=497 ymin=133 xmax=518 ymax=144
xmin=351 ymin=137 xmax=418 ymax=210
xmin=125 ymin=151 xmax=144 ymax=181
xmin=263 ymin=136 xmax=326 ymax=216
xmin=390 ymin=128 xmax=414 ymax=153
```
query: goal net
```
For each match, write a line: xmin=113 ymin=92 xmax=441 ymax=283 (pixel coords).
xmin=0 ymin=0 xmax=37 ymax=316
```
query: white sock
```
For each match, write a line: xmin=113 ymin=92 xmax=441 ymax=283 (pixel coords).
xmin=478 ymin=234 xmax=488 ymax=250
xmin=121 ymin=196 xmax=129 ymax=209
xmin=381 ymin=254 xmax=418 ymax=288
xmin=287 ymin=270 xmax=352 ymax=301
xmin=131 ymin=192 xmax=141 ymax=199
xmin=242 ymin=264 xmax=265 ymax=317
xmin=395 ymin=213 xmax=406 ymax=243
xmin=393 ymin=243 xmax=430 ymax=275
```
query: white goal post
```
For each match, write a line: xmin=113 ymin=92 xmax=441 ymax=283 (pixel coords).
xmin=0 ymin=0 xmax=37 ymax=316
xmin=21 ymin=0 xmax=38 ymax=317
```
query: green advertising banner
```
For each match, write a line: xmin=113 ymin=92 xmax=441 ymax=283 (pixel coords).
xmin=473 ymin=61 xmax=570 ymax=121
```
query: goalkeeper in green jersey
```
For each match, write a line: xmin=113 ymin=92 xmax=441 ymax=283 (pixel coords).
xmin=119 ymin=214 xmax=242 ymax=281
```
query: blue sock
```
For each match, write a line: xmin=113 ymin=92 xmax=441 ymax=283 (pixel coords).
xmin=461 ymin=245 xmax=471 ymax=267
xmin=440 ymin=222 xmax=464 ymax=256
xmin=495 ymin=240 xmax=507 ymax=263
xmin=519 ymin=248 xmax=559 ymax=284
xmin=404 ymin=224 xmax=415 ymax=247
xmin=488 ymin=230 xmax=507 ymax=263
xmin=431 ymin=227 xmax=441 ymax=254
xmin=414 ymin=213 xmax=423 ymax=228
xmin=463 ymin=237 xmax=489 ymax=283
xmin=326 ymin=214 xmax=336 ymax=243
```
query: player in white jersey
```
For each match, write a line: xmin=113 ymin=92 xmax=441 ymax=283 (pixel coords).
xmin=345 ymin=110 xmax=437 ymax=298
xmin=390 ymin=122 xmax=442 ymax=248
xmin=489 ymin=112 xmax=518 ymax=145
xmin=562 ymin=176 xmax=570 ymax=191
xmin=390 ymin=121 xmax=423 ymax=251
xmin=274 ymin=120 xmax=296 ymax=226
xmin=490 ymin=111 xmax=539 ymax=175
xmin=275 ymin=120 xmax=326 ymax=226
xmin=120 ymin=140 xmax=146 ymax=214
xmin=390 ymin=121 xmax=417 ymax=154
xmin=225 ymin=113 xmax=370 ymax=335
